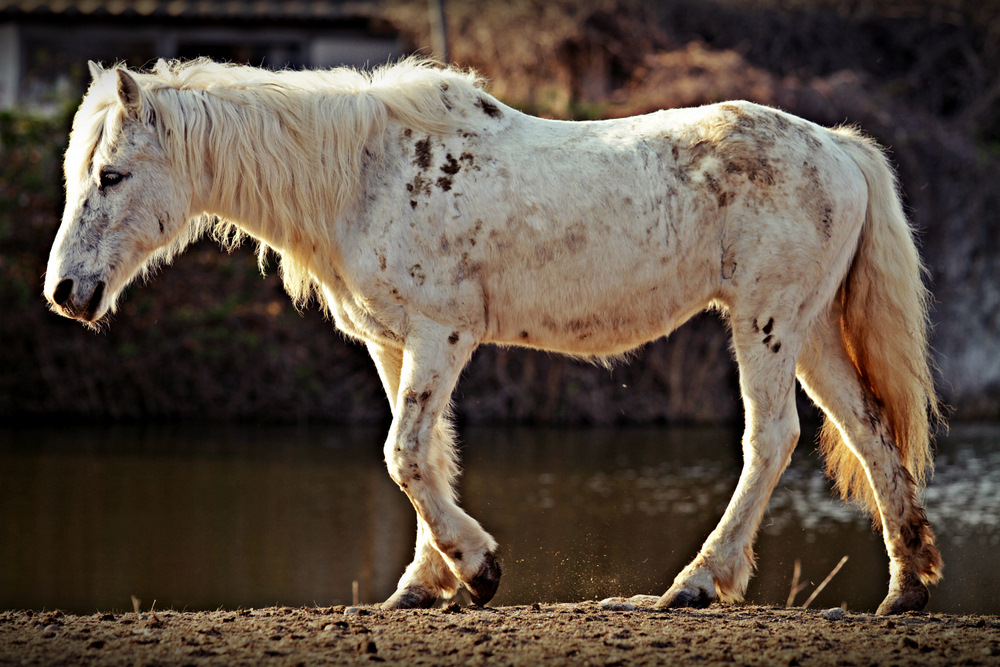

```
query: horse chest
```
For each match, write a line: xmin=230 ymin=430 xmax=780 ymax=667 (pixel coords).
xmin=320 ymin=271 xmax=405 ymax=346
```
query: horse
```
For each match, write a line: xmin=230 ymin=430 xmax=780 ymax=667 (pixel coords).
xmin=44 ymin=57 xmax=942 ymax=614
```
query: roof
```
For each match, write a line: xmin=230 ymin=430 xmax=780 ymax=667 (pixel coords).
xmin=0 ymin=0 xmax=376 ymax=21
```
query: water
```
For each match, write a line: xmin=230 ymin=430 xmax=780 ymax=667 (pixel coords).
xmin=1 ymin=422 xmax=998 ymax=615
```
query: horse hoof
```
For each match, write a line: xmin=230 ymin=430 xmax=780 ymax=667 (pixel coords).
xmin=876 ymin=584 xmax=929 ymax=615
xmin=466 ymin=551 xmax=502 ymax=606
xmin=655 ymin=584 xmax=715 ymax=610
xmin=382 ymin=586 xmax=437 ymax=610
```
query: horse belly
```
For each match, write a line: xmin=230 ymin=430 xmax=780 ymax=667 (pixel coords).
xmin=482 ymin=221 xmax=717 ymax=356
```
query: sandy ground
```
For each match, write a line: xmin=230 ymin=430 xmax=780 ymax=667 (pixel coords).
xmin=2 ymin=597 xmax=999 ymax=666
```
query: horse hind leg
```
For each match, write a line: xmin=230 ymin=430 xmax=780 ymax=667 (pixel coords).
xmin=657 ymin=315 xmax=801 ymax=608
xmin=796 ymin=310 xmax=942 ymax=614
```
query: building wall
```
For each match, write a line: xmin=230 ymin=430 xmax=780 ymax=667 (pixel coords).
xmin=0 ymin=17 xmax=402 ymax=108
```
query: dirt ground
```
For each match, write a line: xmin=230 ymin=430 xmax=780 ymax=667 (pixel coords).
xmin=2 ymin=596 xmax=999 ymax=666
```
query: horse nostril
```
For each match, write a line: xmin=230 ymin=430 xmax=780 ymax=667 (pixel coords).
xmin=53 ymin=279 xmax=74 ymax=306
xmin=85 ymin=281 xmax=106 ymax=320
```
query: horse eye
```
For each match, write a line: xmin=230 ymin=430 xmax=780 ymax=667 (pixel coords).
xmin=99 ymin=170 xmax=126 ymax=189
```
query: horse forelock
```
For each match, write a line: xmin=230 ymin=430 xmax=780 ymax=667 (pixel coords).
xmin=63 ymin=75 xmax=120 ymax=203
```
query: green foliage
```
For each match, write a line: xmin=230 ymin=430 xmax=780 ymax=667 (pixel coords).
xmin=0 ymin=103 xmax=74 ymax=230
xmin=0 ymin=104 xmax=75 ymax=309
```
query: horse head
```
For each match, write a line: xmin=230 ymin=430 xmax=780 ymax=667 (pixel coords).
xmin=44 ymin=63 xmax=195 ymax=324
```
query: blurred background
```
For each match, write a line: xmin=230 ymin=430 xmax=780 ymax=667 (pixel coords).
xmin=1 ymin=0 xmax=998 ymax=615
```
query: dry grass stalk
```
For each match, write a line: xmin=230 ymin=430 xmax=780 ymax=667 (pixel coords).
xmin=800 ymin=556 xmax=849 ymax=610
xmin=785 ymin=559 xmax=809 ymax=607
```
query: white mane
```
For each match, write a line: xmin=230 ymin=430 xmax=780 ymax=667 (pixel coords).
xmin=66 ymin=57 xmax=491 ymax=309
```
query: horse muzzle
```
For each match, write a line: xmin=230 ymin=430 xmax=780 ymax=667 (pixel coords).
xmin=46 ymin=276 xmax=107 ymax=322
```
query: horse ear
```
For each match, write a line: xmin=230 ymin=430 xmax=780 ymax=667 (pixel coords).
xmin=88 ymin=60 xmax=104 ymax=81
xmin=116 ymin=68 xmax=142 ymax=119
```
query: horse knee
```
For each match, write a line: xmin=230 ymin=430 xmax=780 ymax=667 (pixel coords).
xmin=384 ymin=443 xmax=422 ymax=489
xmin=744 ymin=414 xmax=800 ymax=473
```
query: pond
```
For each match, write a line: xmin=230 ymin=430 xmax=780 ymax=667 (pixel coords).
xmin=1 ymin=421 xmax=998 ymax=615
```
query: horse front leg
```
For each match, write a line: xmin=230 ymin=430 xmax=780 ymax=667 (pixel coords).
xmin=367 ymin=342 xmax=462 ymax=608
xmin=374 ymin=322 xmax=500 ymax=609
xmin=658 ymin=325 xmax=801 ymax=608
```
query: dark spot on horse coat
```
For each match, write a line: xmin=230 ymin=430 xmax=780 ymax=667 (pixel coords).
xmin=414 ymin=137 xmax=433 ymax=170
xmin=436 ymin=176 xmax=453 ymax=191
xmin=409 ymin=264 xmax=426 ymax=286
xmin=800 ymin=161 xmax=835 ymax=239
xmin=798 ymin=126 xmax=823 ymax=151
xmin=759 ymin=323 xmax=782 ymax=352
xmin=718 ymin=104 xmax=756 ymax=130
xmin=408 ymin=173 xmax=432 ymax=198
xmin=469 ymin=219 xmax=483 ymax=246
xmin=441 ymin=154 xmax=461 ymax=175
xmin=819 ymin=205 xmax=834 ymax=238
xmin=564 ymin=225 xmax=587 ymax=252
xmin=475 ymin=97 xmax=502 ymax=119
xmin=403 ymin=389 xmax=419 ymax=407
xmin=687 ymin=104 xmax=779 ymax=201
xmin=410 ymin=200 xmax=417 ymax=209
xmin=704 ymin=172 xmax=731 ymax=207
xmin=724 ymin=154 xmax=774 ymax=186
xmin=862 ymin=390 xmax=884 ymax=435
xmin=454 ymin=253 xmax=482 ymax=283
xmin=448 ymin=332 xmax=460 ymax=344
xmin=519 ymin=330 xmax=529 ymax=339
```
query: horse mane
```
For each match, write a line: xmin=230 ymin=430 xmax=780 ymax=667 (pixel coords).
xmin=68 ymin=57 xmax=492 ymax=311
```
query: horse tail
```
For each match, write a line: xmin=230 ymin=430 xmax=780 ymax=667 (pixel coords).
xmin=820 ymin=126 xmax=942 ymax=522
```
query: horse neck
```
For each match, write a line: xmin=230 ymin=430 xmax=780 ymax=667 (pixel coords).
xmin=186 ymin=86 xmax=374 ymax=260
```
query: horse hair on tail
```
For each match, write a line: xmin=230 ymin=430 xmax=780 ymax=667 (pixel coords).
xmin=820 ymin=127 xmax=943 ymax=526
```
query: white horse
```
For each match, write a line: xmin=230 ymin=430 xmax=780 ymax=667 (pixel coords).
xmin=45 ymin=58 xmax=942 ymax=614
